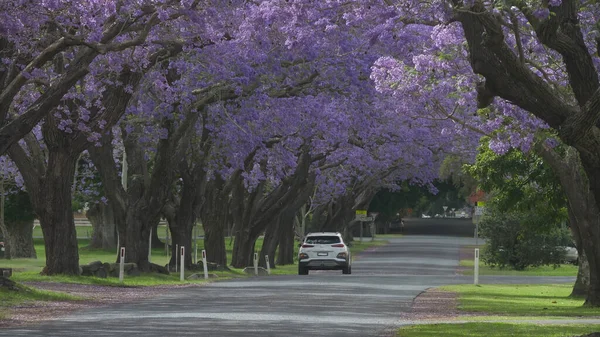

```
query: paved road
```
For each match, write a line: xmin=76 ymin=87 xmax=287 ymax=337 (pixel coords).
xmin=1 ymin=234 xmax=574 ymax=337
xmin=397 ymin=218 xmax=477 ymax=237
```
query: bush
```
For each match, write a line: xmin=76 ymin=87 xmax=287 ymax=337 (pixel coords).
xmin=479 ymin=208 xmax=571 ymax=270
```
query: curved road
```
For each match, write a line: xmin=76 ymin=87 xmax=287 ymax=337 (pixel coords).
xmin=1 ymin=220 xmax=574 ymax=336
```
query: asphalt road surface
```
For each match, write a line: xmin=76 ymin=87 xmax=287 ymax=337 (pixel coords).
xmin=1 ymin=220 xmax=575 ymax=337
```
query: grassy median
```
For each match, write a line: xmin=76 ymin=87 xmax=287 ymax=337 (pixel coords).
xmin=398 ymin=322 xmax=600 ymax=337
xmin=397 ymin=284 xmax=600 ymax=336
xmin=440 ymin=284 xmax=598 ymax=317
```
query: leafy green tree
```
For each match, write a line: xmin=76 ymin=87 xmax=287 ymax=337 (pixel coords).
xmin=466 ymin=139 xmax=571 ymax=269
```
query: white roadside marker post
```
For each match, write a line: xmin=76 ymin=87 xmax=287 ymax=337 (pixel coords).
xmin=474 ymin=248 xmax=480 ymax=285
xmin=265 ymin=255 xmax=271 ymax=275
xmin=253 ymin=253 xmax=258 ymax=276
xmin=194 ymin=226 xmax=198 ymax=264
xmin=119 ymin=247 xmax=125 ymax=283
xmin=180 ymin=246 xmax=185 ymax=282
xmin=202 ymin=249 xmax=208 ymax=280
xmin=148 ymin=227 xmax=153 ymax=264
xmin=175 ymin=244 xmax=179 ymax=273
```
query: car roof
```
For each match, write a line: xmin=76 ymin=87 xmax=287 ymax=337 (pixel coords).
xmin=306 ymin=232 xmax=341 ymax=237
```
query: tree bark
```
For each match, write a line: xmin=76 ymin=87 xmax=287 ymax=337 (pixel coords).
xmin=537 ymin=145 xmax=600 ymax=306
xmin=277 ymin=212 xmax=295 ymax=265
xmin=570 ymin=209 xmax=590 ymax=297
xmin=4 ymin=219 xmax=36 ymax=259
xmin=259 ymin=220 xmax=279 ymax=268
xmin=86 ymin=202 xmax=117 ymax=250
xmin=163 ymin=177 xmax=201 ymax=269
xmin=203 ymin=219 xmax=227 ymax=266
xmin=37 ymin=150 xmax=80 ymax=275
xmin=201 ymin=178 xmax=229 ymax=266
xmin=231 ymin=228 xmax=258 ymax=268
xmin=8 ymin=141 xmax=80 ymax=275
xmin=166 ymin=220 xmax=193 ymax=268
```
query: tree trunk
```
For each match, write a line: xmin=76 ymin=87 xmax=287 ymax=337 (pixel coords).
xmin=574 ymin=250 xmax=591 ymax=297
xmin=86 ymin=202 xmax=117 ymax=250
xmin=122 ymin=209 xmax=151 ymax=271
xmin=201 ymin=178 xmax=229 ymax=266
xmin=537 ymin=145 xmax=600 ymax=306
xmin=277 ymin=217 xmax=295 ymax=265
xmin=230 ymin=147 xmax=318 ymax=268
xmin=570 ymin=209 xmax=590 ymax=297
xmin=167 ymin=220 xmax=193 ymax=269
xmin=37 ymin=150 xmax=80 ymax=275
xmin=5 ymin=219 xmax=36 ymax=258
xmin=204 ymin=220 xmax=227 ymax=266
xmin=275 ymin=207 xmax=297 ymax=266
xmin=582 ymin=227 xmax=600 ymax=306
xmin=259 ymin=220 xmax=279 ymax=268
xmin=231 ymin=228 xmax=258 ymax=268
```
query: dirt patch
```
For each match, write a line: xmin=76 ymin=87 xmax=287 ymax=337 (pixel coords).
xmin=378 ymin=288 xmax=463 ymax=337
xmin=0 ymin=282 xmax=201 ymax=328
xmin=406 ymin=288 xmax=460 ymax=320
xmin=400 ymin=287 xmax=488 ymax=321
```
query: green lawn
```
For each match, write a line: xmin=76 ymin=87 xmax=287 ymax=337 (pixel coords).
xmin=439 ymin=284 xmax=600 ymax=317
xmin=0 ymin=283 xmax=82 ymax=320
xmin=396 ymin=278 xmax=600 ymax=336
xmin=397 ymin=323 xmax=600 ymax=337
xmin=460 ymin=258 xmax=578 ymax=276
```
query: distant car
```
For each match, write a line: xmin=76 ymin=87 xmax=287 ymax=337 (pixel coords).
xmin=561 ymin=246 xmax=578 ymax=264
xmin=421 ymin=214 xmax=431 ymax=218
xmin=298 ymin=232 xmax=351 ymax=275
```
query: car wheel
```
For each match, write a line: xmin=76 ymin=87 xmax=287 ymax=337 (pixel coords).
xmin=342 ymin=265 xmax=351 ymax=275
xmin=298 ymin=266 xmax=308 ymax=275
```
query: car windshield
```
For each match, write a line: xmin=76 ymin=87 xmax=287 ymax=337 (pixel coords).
xmin=305 ymin=236 xmax=341 ymax=244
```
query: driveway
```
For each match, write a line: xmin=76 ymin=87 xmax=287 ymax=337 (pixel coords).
xmin=0 ymin=235 xmax=574 ymax=337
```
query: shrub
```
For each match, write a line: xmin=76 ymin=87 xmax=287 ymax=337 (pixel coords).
xmin=479 ymin=207 xmax=571 ymax=270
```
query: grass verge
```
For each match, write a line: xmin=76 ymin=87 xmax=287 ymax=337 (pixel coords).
xmin=396 ymin=284 xmax=600 ymax=336
xmin=0 ymin=283 xmax=82 ymax=319
xmin=439 ymin=284 xmax=599 ymax=317
xmin=459 ymin=245 xmax=578 ymax=276
xmin=397 ymin=323 xmax=600 ymax=337
xmin=460 ymin=259 xmax=578 ymax=276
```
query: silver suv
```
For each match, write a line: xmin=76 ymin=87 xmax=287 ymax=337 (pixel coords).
xmin=298 ymin=232 xmax=351 ymax=275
